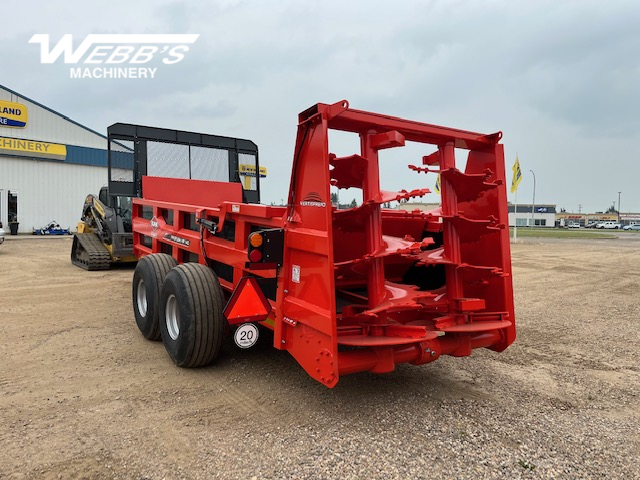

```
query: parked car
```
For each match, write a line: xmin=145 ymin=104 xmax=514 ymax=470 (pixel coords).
xmin=597 ymin=221 xmax=622 ymax=229
xmin=568 ymin=223 xmax=581 ymax=228
xmin=623 ymin=224 xmax=640 ymax=231
xmin=585 ymin=222 xmax=598 ymax=228
xmin=0 ymin=222 xmax=5 ymax=245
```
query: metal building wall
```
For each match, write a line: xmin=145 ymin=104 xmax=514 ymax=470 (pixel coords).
xmin=508 ymin=211 xmax=555 ymax=227
xmin=0 ymin=157 xmax=106 ymax=233
xmin=0 ymin=87 xmax=107 ymax=149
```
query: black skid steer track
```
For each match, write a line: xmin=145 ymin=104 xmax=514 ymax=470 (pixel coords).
xmin=71 ymin=233 xmax=112 ymax=271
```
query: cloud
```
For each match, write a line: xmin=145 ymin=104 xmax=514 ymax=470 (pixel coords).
xmin=1 ymin=0 xmax=639 ymax=212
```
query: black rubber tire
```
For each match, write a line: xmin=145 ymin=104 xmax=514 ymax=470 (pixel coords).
xmin=132 ymin=254 xmax=178 ymax=340
xmin=159 ymin=263 xmax=226 ymax=367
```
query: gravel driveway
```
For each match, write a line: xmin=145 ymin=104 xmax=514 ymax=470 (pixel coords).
xmin=0 ymin=236 xmax=638 ymax=479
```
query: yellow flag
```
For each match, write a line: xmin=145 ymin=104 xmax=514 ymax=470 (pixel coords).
xmin=435 ymin=174 xmax=441 ymax=194
xmin=511 ymin=156 xmax=522 ymax=193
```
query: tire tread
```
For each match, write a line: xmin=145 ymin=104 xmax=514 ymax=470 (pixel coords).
xmin=132 ymin=253 xmax=177 ymax=340
xmin=160 ymin=262 xmax=225 ymax=367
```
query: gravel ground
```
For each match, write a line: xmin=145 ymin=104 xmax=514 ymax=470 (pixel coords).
xmin=0 ymin=235 xmax=638 ymax=479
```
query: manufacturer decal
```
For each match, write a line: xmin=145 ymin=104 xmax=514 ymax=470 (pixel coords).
xmin=283 ymin=316 xmax=298 ymax=326
xmin=163 ymin=233 xmax=190 ymax=247
xmin=300 ymin=191 xmax=326 ymax=208
xmin=292 ymin=264 xmax=301 ymax=283
xmin=150 ymin=216 xmax=159 ymax=238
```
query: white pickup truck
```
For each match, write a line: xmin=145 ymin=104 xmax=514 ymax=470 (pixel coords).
xmin=596 ymin=221 xmax=622 ymax=229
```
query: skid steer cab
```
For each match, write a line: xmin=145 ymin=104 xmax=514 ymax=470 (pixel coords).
xmin=120 ymin=101 xmax=515 ymax=388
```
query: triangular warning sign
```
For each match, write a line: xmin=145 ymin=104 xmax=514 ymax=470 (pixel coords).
xmin=223 ymin=277 xmax=272 ymax=325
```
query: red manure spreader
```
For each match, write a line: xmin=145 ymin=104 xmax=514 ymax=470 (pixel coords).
xmin=111 ymin=101 xmax=515 ymax=387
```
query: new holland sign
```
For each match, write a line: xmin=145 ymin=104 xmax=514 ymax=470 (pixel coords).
xmin=238 ymin=164 xmax=267 ymax=178
xmin=0 ymin=100 xmax=28 ymax=128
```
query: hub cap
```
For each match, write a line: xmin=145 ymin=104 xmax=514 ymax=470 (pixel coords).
xmin=165 ymin=294 xmax=179 ymax=340
xmin=136 ymin=279 xmax=147 ymax=317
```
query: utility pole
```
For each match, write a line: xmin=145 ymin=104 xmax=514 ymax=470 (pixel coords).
xmin=513 ymin=190 xmax=518 ymax=243
xmin=529 ymin=170 xmax=536 ymax=227
xmin=618 ymin=191 xmax=621 ymax=224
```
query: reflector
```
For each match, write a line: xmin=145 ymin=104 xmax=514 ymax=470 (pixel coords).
xmin=249 ymin=233 xmax=263 ymax=248
xmin=223 ymin=277 xmax=272 ymax=325
xmin=248 ymin=249 xmax=262 ymax=262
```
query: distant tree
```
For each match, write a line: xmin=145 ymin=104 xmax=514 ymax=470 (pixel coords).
xmin=349 ymin=198 xmax=357 ymax=208
xmin=606 ymin=203 xmax=618 ymax=214
xmin=330 ymin=192 xmax=339 ymax=205
xmin=560 ymin=208 xmax=566 ymax=213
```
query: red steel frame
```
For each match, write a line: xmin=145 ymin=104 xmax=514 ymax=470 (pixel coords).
xmin=133 ymin=101 xmax=515 ymax=388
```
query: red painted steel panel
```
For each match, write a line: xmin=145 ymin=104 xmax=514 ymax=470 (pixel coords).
xmin=142 ymin=176 xmax=242 ymax=208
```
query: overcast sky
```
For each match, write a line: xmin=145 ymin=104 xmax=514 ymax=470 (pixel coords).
xmin=2 ymin=0 xmax=639 ymax=213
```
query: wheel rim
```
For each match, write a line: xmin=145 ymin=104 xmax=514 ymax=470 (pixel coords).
xmin=165 ymin=294 xmax=179 ymax=340
xmin=136 ymin=278 xmax=147 ymax=317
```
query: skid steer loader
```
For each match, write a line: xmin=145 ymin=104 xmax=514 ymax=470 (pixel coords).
xmin=71 ymin=186 xmax=136 ymax=270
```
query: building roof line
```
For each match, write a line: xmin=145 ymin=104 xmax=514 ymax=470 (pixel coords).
xmin=0 ymin=83 xmax=107 ymax=141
